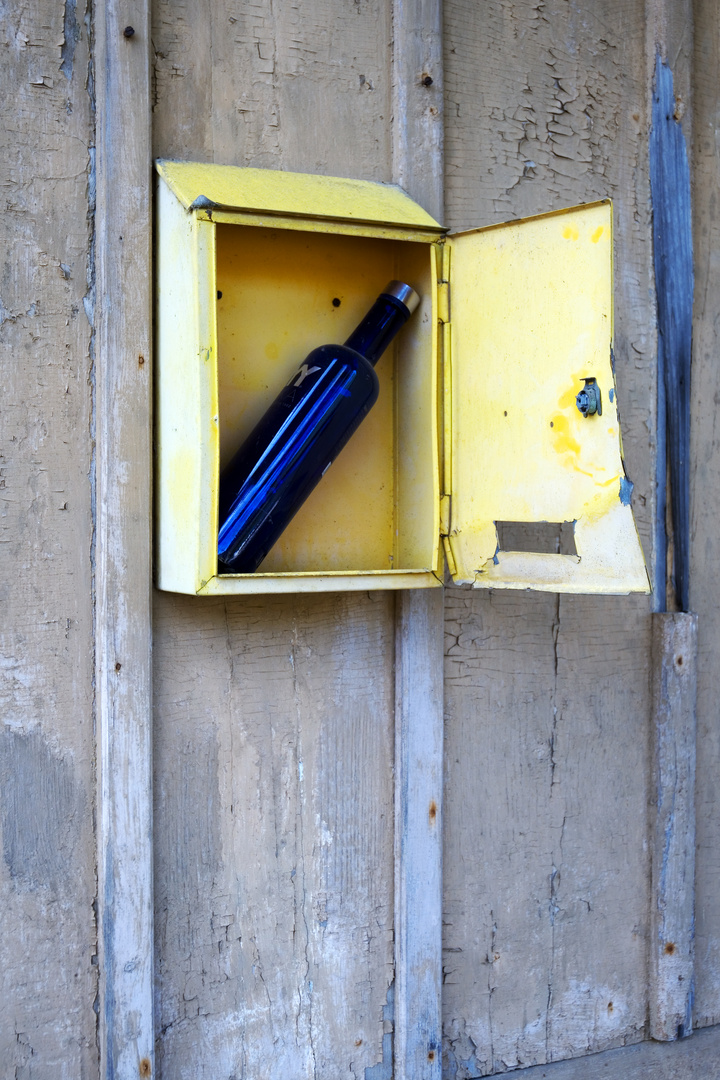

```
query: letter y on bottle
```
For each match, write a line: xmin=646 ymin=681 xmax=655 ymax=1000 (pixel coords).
xmin=293 ymin=363 xmax=322 ymax=387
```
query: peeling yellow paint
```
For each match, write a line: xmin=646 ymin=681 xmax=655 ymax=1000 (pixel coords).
xmin=446 ymin=201 xmax=649 ymax=594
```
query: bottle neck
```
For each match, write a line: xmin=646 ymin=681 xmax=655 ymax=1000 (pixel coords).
xmin=343 ymin=294 xmax=412 ymax=366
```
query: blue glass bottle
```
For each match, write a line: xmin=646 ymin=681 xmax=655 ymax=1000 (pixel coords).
xmin=217 ymin=281 xmax=420 ymax=573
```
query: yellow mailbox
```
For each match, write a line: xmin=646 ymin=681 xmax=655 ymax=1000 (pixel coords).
xmin=155 ymin=160 xmax=649 ymax=596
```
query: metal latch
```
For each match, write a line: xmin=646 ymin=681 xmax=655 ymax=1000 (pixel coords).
xmin=576 ymin=377 xmax=602 ymax=417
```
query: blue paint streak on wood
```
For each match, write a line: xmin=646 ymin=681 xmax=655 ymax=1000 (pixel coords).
xmin=650 ymin=54 xmax=694 ymax=612
xmin=60 ymin=0 xmax=79 ymax=81
xmin=103 ymin=842 xmax=116 ymax=1080
xmin=655 ymin=334 xmax=668 ymax=608
xmin=365 ymin=982 xmax=394 ymax=1080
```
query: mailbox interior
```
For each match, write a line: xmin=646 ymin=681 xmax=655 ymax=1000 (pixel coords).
xmin=214 ymin=222 xmax=440 ymax=584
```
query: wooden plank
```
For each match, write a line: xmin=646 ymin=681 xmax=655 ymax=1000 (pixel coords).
xmin=394 ymin=589 xmax=445 ymax=1080
xmin=442 ymin=0 xmax=657 ymax=1072
xmin=152 ymin=0 xmax=393 ymax=182
xmin=649 ymin=57 xmax=694 ymax=613
xmin=391 ymin=5 xmax=445 ymax=1078
xmin=151 ymin=4 xmax=402 ymax=1074
xmin=645 ymin=3 xmax=701 ymax=1040
xmin=93 ymin=2 xmax=154 ymax=1076
xmin=391 ymin=0 xmax=444 ymax=217
xmin=645 ymin=0 xmax=694 ymax=614
xmin=649 ymin=613 xmax=698 ymax=1040
xmin=153 ymin=591 xmax=396 ymax=1078
xmin=507 ymin=1020 xmax=720 ymax=1079
xmin=0 ymin=3 xmax=98 ymax=1075
xmin=690 ymin=0 xmax=720 ymax=1029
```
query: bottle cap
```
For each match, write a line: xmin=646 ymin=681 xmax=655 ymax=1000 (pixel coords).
xmin=382 ymin=280 xmax=420 ymax=315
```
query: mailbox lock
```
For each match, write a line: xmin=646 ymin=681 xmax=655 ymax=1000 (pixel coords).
xmin=576 ymin=378 xmax=602 ymax=418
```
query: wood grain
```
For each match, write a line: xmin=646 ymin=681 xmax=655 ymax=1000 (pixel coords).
xmin=391 ymin=4 xmax=445 ymax=1078
xmin=0 ymin=3 xmax=98 ymax=1075
xmin=150 ymin=2 xmax=439 ymax=1075
xmin=645 ymin=0 xmax=694 ymax=613
xmin=392 ymin=0 xmax=444 ymax=219
xmin=94 ymin=1 xmax=154 ymax=1075
xmin=504 ymin=1019 xmax=720 ymax=1078
xmin=690 ymin=0 xmax=720 ymax=1030
xmin=394 ymin=588 xmax=445 ymax=1080
xmin=153 ymin=591 xmax=395 ymax=1078
xmin=649 ymin=613 xmax=697 ymax=1040
xmin=649 ymin=57 xmax=694 ymax=613
xmin=443 ymin=1 xmax=656 ymax=1073
xmin=152 ymin=0 xmax=393 ymax=181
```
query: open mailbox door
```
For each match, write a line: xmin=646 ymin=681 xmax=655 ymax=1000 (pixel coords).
xmin=444 ymin=201 xmax=650 ymax=594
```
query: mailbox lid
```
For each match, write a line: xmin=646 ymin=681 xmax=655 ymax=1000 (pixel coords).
xmin=445 ymin=201 xmax=650 ymax=594
xmin=156 ymin=159 xmax=443 ymax=233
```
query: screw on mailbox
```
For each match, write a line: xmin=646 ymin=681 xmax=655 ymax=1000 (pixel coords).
xmin=576 ymin=378 xmax=602 ymax=418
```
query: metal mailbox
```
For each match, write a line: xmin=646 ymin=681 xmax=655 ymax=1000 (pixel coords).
xmin=155 ymin=160 xmax=649 ymax=596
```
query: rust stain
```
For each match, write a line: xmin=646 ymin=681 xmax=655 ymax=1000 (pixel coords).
xmin=664 ymin=942 xmax=676 ymax=955
xmin=429 ymin=800 xmax=437 ymax=823
xmin=607 ymin=1001 xmax=614 ymax=1012
xmin=115 ymin=661 xmax=122 ymax=672
xmin=139 ymin=1059 xmax=152 ymax=1077
xmin=138 ymin=354 xmax=145 ymax=366
xmin=355 ymin=1039 xmax=363 ymax=1046
xmin=428 ymin=1050 xmax=435 ymax=1062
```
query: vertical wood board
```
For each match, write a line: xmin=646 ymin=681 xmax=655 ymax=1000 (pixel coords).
xmin=94 ymin=2 xmax=154 ymax=1076
xmin=391 ymin=4 xmax=445 ymax=1079
xmin=0 ymin=4 xmax=98 ymax=1076
xmin=394 ymin=589 xmax=445 ymax=1080
xmin=151 ymin=2 xmax=401 ymax=1074
xmin=649 ymin=613 xmax=698 ymax=1040
xmin=689 ymin=0 xmax=720 ymax=1028
xmin=442 ymin=1 xmax=656 ymax=1073
xmin=153 ymin=591 xmax=396 ymax=1078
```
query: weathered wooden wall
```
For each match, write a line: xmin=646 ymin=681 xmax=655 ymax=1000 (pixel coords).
xmin=0 ymin=3 xmax=98 ymax=1076
xmin=3 ymin=0 xmax=720 ymax=1077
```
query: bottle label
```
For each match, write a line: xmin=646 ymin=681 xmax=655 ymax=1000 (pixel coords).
xmin=291 ymin=363 xmax=322 ymax=388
